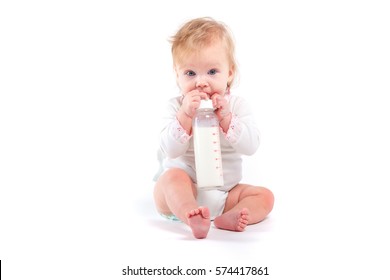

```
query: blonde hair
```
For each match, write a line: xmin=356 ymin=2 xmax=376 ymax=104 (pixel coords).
xmin=170 ymin=17 xmax=237 ymax=87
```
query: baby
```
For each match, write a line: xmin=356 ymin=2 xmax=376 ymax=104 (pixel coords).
xmin=153 ymin=17 xmax=274 ymax=239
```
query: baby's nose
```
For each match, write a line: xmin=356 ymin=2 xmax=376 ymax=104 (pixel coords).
xmin=196 ymin=79 xmax=208 ymax=88
xmin=196 ymin=76 xmax=209 ymax=88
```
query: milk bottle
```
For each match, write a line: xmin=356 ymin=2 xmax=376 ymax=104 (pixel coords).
xmin=193 ymin=99 xmax=224 ymax=190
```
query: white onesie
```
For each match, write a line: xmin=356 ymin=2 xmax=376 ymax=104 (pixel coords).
xmin=154 ymin=94 xmax=260 ymax=219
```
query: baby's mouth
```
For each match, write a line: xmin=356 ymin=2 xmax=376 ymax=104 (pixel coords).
xmin=202 ymin=91 xmax=214 ymax=97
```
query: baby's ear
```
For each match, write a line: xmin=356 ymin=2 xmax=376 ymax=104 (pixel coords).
xmin=175 ymin=69 xmax=179 ymax=80
xmin=173 ymin=65 xmax=180 ymax=80
xmin=173 ymin=66 xmax=181 ymax=90
xmin=228 ymin=65 xmax=235 ymax=85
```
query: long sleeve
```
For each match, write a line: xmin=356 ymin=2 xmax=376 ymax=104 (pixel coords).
xmin=223 ymin=95 xmax=260 ymax=155
xmin=159 ymin=97 xmax=192 ymax=159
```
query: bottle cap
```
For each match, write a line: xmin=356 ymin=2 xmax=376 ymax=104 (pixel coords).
xmin=198 ymin=99 xmax=214 ymax=110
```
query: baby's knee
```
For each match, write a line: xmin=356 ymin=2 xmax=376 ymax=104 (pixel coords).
xmin=162 ymin=168 xmax=192 ymax=183
xmin=259 ymin=187 xmax=274 ymax=213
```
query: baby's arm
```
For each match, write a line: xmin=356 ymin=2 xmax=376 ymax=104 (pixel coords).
xmin=159 ymin=98 xmax=192 ymax=158
xmin=223 ymin=96 xmax=260 ymax=155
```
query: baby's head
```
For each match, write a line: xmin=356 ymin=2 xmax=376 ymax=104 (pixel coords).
xmin=170 ymin=17 xmax=237 ymax=88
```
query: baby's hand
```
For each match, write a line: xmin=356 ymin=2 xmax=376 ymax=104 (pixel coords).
xmin=211 ymin=93 xmax=231 ymax=122
xmin=180 ymin=90 xmax=209 ymax=118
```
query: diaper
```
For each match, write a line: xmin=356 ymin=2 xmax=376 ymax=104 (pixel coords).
xmin=196 ymin=189 xmax=228 ymax=220
xmin=159 ymin=189 xmax=228 ymax=222
xmin=159 ymin=213 xmax=181 ymax=222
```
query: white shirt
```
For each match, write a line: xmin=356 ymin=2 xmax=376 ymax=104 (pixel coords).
xmin=155 ymin=94 xmax=260 ymax=191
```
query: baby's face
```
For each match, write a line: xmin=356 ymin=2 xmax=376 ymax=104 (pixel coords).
xmin=175 ymin=41 xmax=234 ymax=98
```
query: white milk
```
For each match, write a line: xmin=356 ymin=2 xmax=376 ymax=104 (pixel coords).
xmin=193 ymin=126 xmax=224 ymax=190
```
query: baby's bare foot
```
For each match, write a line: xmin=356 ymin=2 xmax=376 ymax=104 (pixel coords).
xmin=214 ymin=208 xmax=249 ymax=232
xmin=186 ymin=206 xmax=211 ymax=239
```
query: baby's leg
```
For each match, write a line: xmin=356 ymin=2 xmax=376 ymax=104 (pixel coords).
xmin=214 ymin=184 xmax=274 ymax=231
xmin=154 ymin=168 xmax=210 ymax=238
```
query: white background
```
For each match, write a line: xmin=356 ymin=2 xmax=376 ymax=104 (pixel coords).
xmin=1 ymin=0 xmax=389 ymax=279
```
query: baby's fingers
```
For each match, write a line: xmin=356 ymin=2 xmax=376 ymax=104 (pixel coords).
xmin=214 ymin=95 xmax=227 ymax=109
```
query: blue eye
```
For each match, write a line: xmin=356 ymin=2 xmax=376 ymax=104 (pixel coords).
xmin=185 ymin=70 xmax=196 ymax=76
xmin=208 ymin=69 xmax=217 ymax=75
